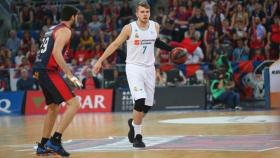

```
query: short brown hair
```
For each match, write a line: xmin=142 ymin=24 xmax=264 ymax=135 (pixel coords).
xmin=136 ymin=1 xmax=150 ymax=11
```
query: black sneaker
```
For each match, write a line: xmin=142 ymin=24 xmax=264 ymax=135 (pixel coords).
xmin=36 ymin=142 xmax=50 ymax=156
xmin=45 ymin=139 xmax=70 ymax=157
xmin=128 ymin=118 xmax=134 ymax=143
xmin=133 ymin=134 xmax=146 ymax=148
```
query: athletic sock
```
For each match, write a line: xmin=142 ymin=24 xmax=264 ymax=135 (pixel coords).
xmin=132 ymin=121 xmax=142 ymax=137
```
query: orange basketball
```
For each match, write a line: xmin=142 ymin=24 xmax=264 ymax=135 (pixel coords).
xmin=170 ymin=47 xmax=187 ymax=64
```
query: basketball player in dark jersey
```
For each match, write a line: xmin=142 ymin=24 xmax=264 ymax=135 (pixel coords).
xmin=33 ymin=6 xmax=82 ymax=157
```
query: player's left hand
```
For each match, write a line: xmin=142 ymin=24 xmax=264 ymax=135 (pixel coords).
xmin=67 ymin=75 xmax=83 ymax=89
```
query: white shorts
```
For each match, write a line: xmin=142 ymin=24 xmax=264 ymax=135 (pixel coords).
xmin=126 ymin=64 xmax=155 ymax=106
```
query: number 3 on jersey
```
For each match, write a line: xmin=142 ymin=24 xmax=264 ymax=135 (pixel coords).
xmin=142 ymin=46 xmax=147 ymax=54
xmin=39 ymin=37 xmax=49 ymax=54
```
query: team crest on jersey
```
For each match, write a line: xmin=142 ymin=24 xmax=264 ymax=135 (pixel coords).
xmin=135 ymin=32 xmax=139 ymax=38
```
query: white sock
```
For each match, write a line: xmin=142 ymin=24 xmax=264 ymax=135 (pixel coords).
xmin=132 ymin=121 xmax=142 ymax=137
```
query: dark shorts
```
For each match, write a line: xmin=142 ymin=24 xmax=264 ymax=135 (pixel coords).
xmin=33 ymin=70 xmax=75 ymax=105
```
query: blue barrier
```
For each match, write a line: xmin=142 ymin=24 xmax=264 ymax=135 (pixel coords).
xmin=0 ymin=91 xmax=25 ymax=115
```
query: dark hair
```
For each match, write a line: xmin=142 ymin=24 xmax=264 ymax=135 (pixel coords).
xmin=61 ymin=6 xmax=79 ymax=21
xmin=136 ymin=1 xmax=150 ymax=11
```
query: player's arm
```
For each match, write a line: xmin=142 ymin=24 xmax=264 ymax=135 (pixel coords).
xmin=53 ymin=28 xmax=82 ymax=88
xmin=93 ymin=24 xmax=130 ymax=73
xmin=154 ymin=22 xmax=174 ymax=52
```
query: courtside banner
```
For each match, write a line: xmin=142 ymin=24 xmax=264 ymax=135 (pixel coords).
xmin=0 ymin=91 xmax=25 ymax=115
xmin=25 ymin=89 xmax=113 ymax=115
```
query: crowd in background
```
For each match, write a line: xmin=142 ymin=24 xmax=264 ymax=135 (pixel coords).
xmin=0 ymin=0 xmax=280 ymax=93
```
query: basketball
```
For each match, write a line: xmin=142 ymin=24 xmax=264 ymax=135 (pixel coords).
xmin=170 ymin=47 xmax=187 ymax=64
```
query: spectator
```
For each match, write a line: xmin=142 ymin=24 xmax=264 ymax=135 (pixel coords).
xmin=231 ymin=3 xmax=249 ymax=30
xmin=251 ymin=2 xmax=267 ymax=25
xmin=14 ymin=50 xmax=25 ymax=66
xmin=6 ymin=30 xmax=21 ymax=59
xmin=88 ymin=14 xmax=102 ymax=33
xmin=266 ymin=16 xmax=280 ymax=59
xmin=83 ymin=2 xmax=94 ymax=23
xmin=248 ymin=17 xmax=266 ymax=51
xmin=271 ymin=0 xmax=280 ymax=19
xmin=82 ymin=68 xmax=101 ymax=89
xmin=74 ymin=46 xmax=90 ymax=65
xmin=26 ymin=44 xmax=37 ymax=66
xmin=189 ymin=7 xmax=208 ymax=35
xmin=202 ymin=0 xmax=216 ymax=22
xmin=210 ymin=4 xmax=225 ymax=35
xmin=232 ymin=39 xmax=250 ymax=61
xmin=20 ymin=31 xmax=35 ymax=55
xmin=203 ymin=24 xmax=218 ymax=61
xmin=173 ymin=6 xmax=191 ymax=41
xmin=19 ymin=4 xmax=34 ymax=30
xmin=160 ymin=9 xmax=176 ymax=40
xmin=16 ymin=68 xmax=38 ymax=91
xmin=0 ymin=77 xmax=8 ymax=91
xmin=79 ymin=30 xmax=95 ymax=50
xmin=119 ymin=1 xmax=133 ymax=27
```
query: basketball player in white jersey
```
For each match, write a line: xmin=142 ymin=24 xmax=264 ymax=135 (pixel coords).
xmin=93 ymin=1 xmax=176 ymax=148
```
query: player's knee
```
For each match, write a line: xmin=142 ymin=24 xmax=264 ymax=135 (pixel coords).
xmin=142 ymin=105 xmax=151 ymax=114
xmin=67 ymin=97 xmax=81 ymax=110
xmin=48 ymin=104 xmax=60 ymax=113
xmin=134 ymin=98 xmax=145 ymax=112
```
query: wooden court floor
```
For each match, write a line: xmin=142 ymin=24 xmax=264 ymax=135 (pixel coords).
xmin=0 ymin=110 xmax=280 ymax=158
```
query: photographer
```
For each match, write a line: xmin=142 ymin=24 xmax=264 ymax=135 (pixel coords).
xmin=210 ymin=70 xmax=242 ymax=110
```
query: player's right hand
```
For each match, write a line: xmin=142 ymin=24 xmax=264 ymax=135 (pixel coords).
xmin=93 ymin=61 xmax=102 ymax=74
xmin=67 ymin=75 xmax=83 ymax=89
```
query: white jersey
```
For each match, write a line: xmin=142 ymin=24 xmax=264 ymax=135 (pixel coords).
xmin=126 ymin=20 xmax=157 ymax=66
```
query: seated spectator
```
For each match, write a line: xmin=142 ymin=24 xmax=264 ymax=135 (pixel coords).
xmin=251 ymin=49 xmax=265 ymax=61
xmin=232 ymin=39 xmax=250 ymax=61
xmin=74 ymin=46 xmax=90 ymax=65
xmin=88 ymin=14 xmax=102 ymax=33
xmin=17 ymin=57 xmax=31 ymax=69
xmin=0 ymin=77 xmax=8 ymax=91
xmin=26 ymin=44 xmax=37 ymax=66
xmin=79 ymin=30 xmax=95 ymax=50
xmin=82 ymin=68 xmax=100 ymax=89
xmin=119 ymin=1 xmax=133 ymax=27
xmin=14 ymin=50 xmax=25 ymax=66
xmin=16 ymin=68 xmax=38 ymax=91
xmin=20 ymin=31 xmax=35 ymax=55
xmin=210 ymin=69 xmax=242 ymax=110
xmin=5 ymin=30 xmax=21 ymax=59
xmin=83 ymin=2 xmax=94 ymax=23
xmin=19 ymin=4 xmax=34 ymax=30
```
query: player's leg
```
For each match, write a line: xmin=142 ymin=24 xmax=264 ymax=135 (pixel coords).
xmin=34 ymin=71 xmax=59 ymax=156
xmin=126 ymin=64 xmax=147 ymax=147
xmin=44 ymin=72 xmax=79 ymax=157
xmin=56 ymin=97 xmax=80 ymax=133
xmin=131 ymin=66 xmax=155 ymax=147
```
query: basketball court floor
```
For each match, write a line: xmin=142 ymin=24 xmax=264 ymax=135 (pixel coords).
xmin=1 ymin=110 xmax=280 ymax=158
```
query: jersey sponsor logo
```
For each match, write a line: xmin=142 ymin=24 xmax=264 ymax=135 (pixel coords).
xmin=134 ymin=39 xmax=140 ymax=45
